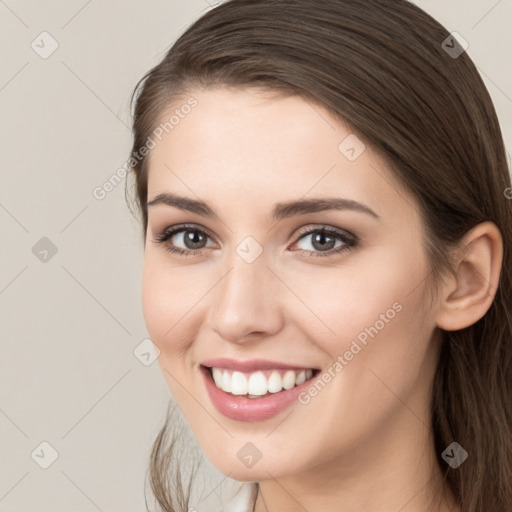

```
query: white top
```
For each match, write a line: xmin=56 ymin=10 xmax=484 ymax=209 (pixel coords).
xmin=218 ymin=482 xmax=257 ymax=512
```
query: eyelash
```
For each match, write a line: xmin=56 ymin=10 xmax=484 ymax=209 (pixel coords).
xmin=152 ymin=223 xmax=359 ymax=259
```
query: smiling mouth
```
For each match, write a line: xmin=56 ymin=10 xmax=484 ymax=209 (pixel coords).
xmin=203 ymin=365 xmax=321 ymax=398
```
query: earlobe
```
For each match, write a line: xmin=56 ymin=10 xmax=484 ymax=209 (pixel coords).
xmin=435 ymin=221 xmax=503 ymax=331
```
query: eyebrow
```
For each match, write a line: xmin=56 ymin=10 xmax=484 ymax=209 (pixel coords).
xmin=147 ymin=192 xmax=380 ymax=221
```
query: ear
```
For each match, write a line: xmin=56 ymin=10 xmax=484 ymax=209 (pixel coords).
xmin=435 ymin=221 xmax=503 ymax=331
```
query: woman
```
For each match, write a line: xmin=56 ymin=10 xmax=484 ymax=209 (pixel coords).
xmin=126 ymin=0 xmax=512 ymax=510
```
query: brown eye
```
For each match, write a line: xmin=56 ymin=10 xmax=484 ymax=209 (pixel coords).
xmin=292 ymin=226 xmax=358 ymax=258
xmin=180 ymin=229 xmax=208 ymax=250
xmin=153 ymin=225 xmax=216 ymax=256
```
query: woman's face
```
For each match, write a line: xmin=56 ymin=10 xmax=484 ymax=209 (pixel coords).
xmin=142 ymin=86 xmax=442 ymax=481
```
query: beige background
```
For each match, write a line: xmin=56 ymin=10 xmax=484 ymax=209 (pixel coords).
xmin=0 ymin=0 xmax=511 ymax=510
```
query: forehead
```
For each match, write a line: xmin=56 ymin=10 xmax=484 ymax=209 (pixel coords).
xmin=146 ymin=87 xmax=416 ymax=221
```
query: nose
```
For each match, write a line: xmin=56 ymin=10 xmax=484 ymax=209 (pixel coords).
xmin=206 ymin=248 xmax=284 ymax=344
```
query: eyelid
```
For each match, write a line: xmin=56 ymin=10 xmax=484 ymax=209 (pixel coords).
xmin=153 ymin=223 xmax=355 ymax=242
xmin=292 ymin=223 xmax=356 ymax=241
xmin=153 ymin=223 xmax=218 ymax=244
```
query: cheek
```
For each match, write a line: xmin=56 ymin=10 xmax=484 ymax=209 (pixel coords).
xmin=141 ymin=255 xmax=213 ymax=356
xmin=279 ymin=249 xmax=434 ymax=454
xmin=142 ymin=259 xmax=165 ymax=344
xmin=141 ymin=256 xmax=185 ymax=354
xmin=285 ymin=247 xmax=427 ymax=357
xmin=141 ymin=259 xmax=198 ymax=405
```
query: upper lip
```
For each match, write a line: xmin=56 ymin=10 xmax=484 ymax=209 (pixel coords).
xmin=201 ymin=357 xmax=319 ymax=372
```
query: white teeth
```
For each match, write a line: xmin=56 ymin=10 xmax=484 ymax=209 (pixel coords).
xmin=222 ymin=371 xmax=232 ymax=392
xmin=231 ymin=371 xmax=248 ymax=395
xmin=212 ymin=367 xmax=223 ymax=388
xmin=295 ymin=370 xmax=306 ymax=385
xmin=282 ymin=370 xmax=296 ymax=390
xmin=267 ymin=370 xmax=283 ymax=393
xmin=209 ymin=367 xmax=316 ymax=396
xmin=248 ymin=371 xmax=267 ymax=395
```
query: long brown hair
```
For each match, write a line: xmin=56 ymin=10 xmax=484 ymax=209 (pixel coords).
xmin=127 ymin=1 xmax=512 ymax=510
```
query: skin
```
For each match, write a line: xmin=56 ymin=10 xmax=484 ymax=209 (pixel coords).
xmin=141 ymin=86 xmax=502 ymax=512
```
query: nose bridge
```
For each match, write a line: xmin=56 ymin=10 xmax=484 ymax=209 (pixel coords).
xmin=207 ymin=241 xmax=282 ymax=342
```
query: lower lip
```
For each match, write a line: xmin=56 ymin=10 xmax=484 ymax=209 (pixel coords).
xmin=200 ymin=365 xmax=318 ymax=422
